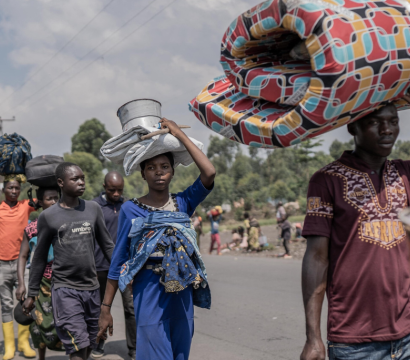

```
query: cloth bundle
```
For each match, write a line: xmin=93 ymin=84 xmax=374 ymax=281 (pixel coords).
xmin=119 ymin=211 xmax=211 ymax=309
xmin=189 ymin=0 xmax=410 ymax=148
xmin=101 ymin=124 xmax=203 ymax=175
xmin=0 ymin=133 xmax=32 ymax=180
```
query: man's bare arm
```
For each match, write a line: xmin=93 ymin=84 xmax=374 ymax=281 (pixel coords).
xmin=300 ymin=235 xmax=329 ymax=360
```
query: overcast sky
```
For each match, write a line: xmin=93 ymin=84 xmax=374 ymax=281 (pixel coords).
xmin=1 ymin=0 xmax=410 ymax=159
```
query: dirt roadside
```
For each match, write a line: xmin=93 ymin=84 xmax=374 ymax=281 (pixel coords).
xmin=197 ymin=224 xmax=307 ymax=260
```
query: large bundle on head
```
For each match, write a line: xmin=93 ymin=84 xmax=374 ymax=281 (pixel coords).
xmin=101 ymin=99 xmax=203 ymax=175
xmin=25 ymin=155 xmax=64 ymax=209
xmin=0 ymin=133 xmax=32 ymax=182
xmin=189 ymin=0 xmax=410 ymax=148
xmin=25 ymin=155 xmax=64 ymax=187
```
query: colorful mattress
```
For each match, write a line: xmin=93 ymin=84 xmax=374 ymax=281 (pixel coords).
xmin=189 ymin=0 xmax=410 ymax=148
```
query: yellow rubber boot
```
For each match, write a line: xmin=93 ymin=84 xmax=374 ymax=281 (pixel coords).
xmin=17 ymin=324 xmax=36 ymax=358
xmin=2 ymin=321 xmax=16 ymax=360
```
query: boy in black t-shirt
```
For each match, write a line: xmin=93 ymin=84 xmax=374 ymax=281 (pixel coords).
xmin=24 ymin=162 xmax=114 ymax=360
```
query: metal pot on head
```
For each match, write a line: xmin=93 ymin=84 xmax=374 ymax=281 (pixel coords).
xmin=117 ymin=99 xmax=162 ymax=131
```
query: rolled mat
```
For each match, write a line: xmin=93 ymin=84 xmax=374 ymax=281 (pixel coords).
xmin=189 ymin=0 xmax=410 ymax=148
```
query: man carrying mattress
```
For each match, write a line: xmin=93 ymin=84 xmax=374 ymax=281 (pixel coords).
xmin=301 ymin=97 xmax=410 ymax=360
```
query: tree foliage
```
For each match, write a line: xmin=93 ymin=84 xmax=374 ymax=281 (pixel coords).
xmin=60 ymin=118 xmax=410 ymax=214
xmin=71 ymin=119 xmax=112 ymax=162
xmin=329 ymin=139 xmax=354 ymax=160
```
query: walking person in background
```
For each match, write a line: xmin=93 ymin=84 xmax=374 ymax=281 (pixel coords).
xmin=23 ymin=162 xmax=114 ymax=360
xmin=278 ymin=215 xmax=292 ymax=258
xmin=0 ymin=175 xmax=36 ymax=359
xmin=92 ymin=171 xmax=136 ymax=360
xmin=301 ymin=103 xmax=410 ymax=360
xmin=209 ymin=209 xmax=222 ymax=255
xmin=15 ymin=186 xmax=62 ymax=360
xmin=191 ymin=212 xmax=203 ymax=251
xmin=276 ymin=201 xmax=286 ymax=222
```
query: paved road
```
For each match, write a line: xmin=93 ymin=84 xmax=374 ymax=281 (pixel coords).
xmin=2 ymin=255 xmax=327 ymax=360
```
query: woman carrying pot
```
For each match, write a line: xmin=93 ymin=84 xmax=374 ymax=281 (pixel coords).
xmin=97 ymin=118 xmax=215 ymax=360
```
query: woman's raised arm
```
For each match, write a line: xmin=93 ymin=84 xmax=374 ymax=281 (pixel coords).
xmin=160 ymin=118 xmax=216 ymax=189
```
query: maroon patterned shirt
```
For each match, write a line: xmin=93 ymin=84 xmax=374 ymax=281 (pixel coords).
xmin=25 ymin=219 xmax=53 ymax=279
xmin=303 ymin=151 xmax=410 ymax=343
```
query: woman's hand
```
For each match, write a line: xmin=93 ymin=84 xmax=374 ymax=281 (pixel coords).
xmin=16 ymin=284 xmax=26 ymax=301
xmin=160 ymin=118 xmax=184 ymax=138
xmin=159 ymin=117 xmax=216 ymax=189
xmin=97 ymin=307 xmax=114 ymax=343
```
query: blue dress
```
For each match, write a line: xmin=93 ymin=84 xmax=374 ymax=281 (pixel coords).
xmin=108 ymin=177 xmax=212 ymax=360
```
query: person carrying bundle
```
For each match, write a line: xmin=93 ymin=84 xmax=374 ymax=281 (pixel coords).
xmin=301 ymin=96 xmax=410 ymax=359
xmin=15 ymin=155 xmax=65 ymax=359
xmin=16 ymin=186 xmax=62 ymax=359
xmin=0 ymin=133 xmax=36 ymax=359
xmin=97 ymin=113 xmax=215 ymax=360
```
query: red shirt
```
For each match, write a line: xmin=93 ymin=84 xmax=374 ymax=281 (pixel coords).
xmin=0 ymin=199 xmax=35 ymax=261
xmin=303 ymin=151 xmax=410 ymax=343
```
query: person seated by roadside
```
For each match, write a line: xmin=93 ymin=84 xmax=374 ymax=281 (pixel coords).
xmin=221 ymin=228 xmax=242 ymax=251
xmin=238 ymin=226 xmax=248 ymax=250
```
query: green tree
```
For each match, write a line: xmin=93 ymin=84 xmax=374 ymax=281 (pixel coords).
xmin=170 ymin=164 xmax=200 ymax=194
xmin=71 ymin=119 xmax=112 ymax=162
xmin=207 ymin=135 xmax=239 ymax=174
xmin=64 ymin=152 xmax=103 ymax=200
xmin=390 ymin=140 xmax=410 ymax=160
xmin=201 ymin=174 xmax=234 ymax=209
xmin=270 ymin=180 xmax=296 ymax=201
xmin=329 ymin=139 xmax=354 ymax=160
xmin=236 ymin=173 xmax=262 ymax=194
xmin=230 ymin=153 xmax=252 ymax=187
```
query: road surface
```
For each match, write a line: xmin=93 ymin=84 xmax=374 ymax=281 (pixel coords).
xmin=2 ymin=255 xmax=327 ymax=360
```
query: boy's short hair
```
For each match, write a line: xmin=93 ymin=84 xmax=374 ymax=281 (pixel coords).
xmin=243 ymin=212 xmax=250 ymax=219
xmin=55 ymin=162 xmax=79 ymax=181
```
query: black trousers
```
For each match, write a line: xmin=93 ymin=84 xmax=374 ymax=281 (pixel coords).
xmin=97 ymin=270 xmax=137 ymax=354
xmin=282 ymin=229 xmax=291 ymax=255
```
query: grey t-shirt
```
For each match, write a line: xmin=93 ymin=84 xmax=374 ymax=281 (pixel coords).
xmin=28 ymin=199 xmax=114 ymax=297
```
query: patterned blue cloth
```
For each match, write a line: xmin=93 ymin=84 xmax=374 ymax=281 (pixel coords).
xmin=0 ymin=133 xmax=32 ymax=175
xmin=157 ymin=227 xmax=205 ymax=293
xmin=118 ymin=211 xmax=211 ymax=308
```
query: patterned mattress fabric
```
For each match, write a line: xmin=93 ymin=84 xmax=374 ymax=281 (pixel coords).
xmin=189 ymin=0 xmax=410 ymax=148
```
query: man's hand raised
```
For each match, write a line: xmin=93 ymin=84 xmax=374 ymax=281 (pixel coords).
xmin=300 ymin=338 xmax=326 ymax=360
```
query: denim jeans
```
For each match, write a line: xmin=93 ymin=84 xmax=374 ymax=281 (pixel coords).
xmin=328 ymin=333 xmax=410 ymax=359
